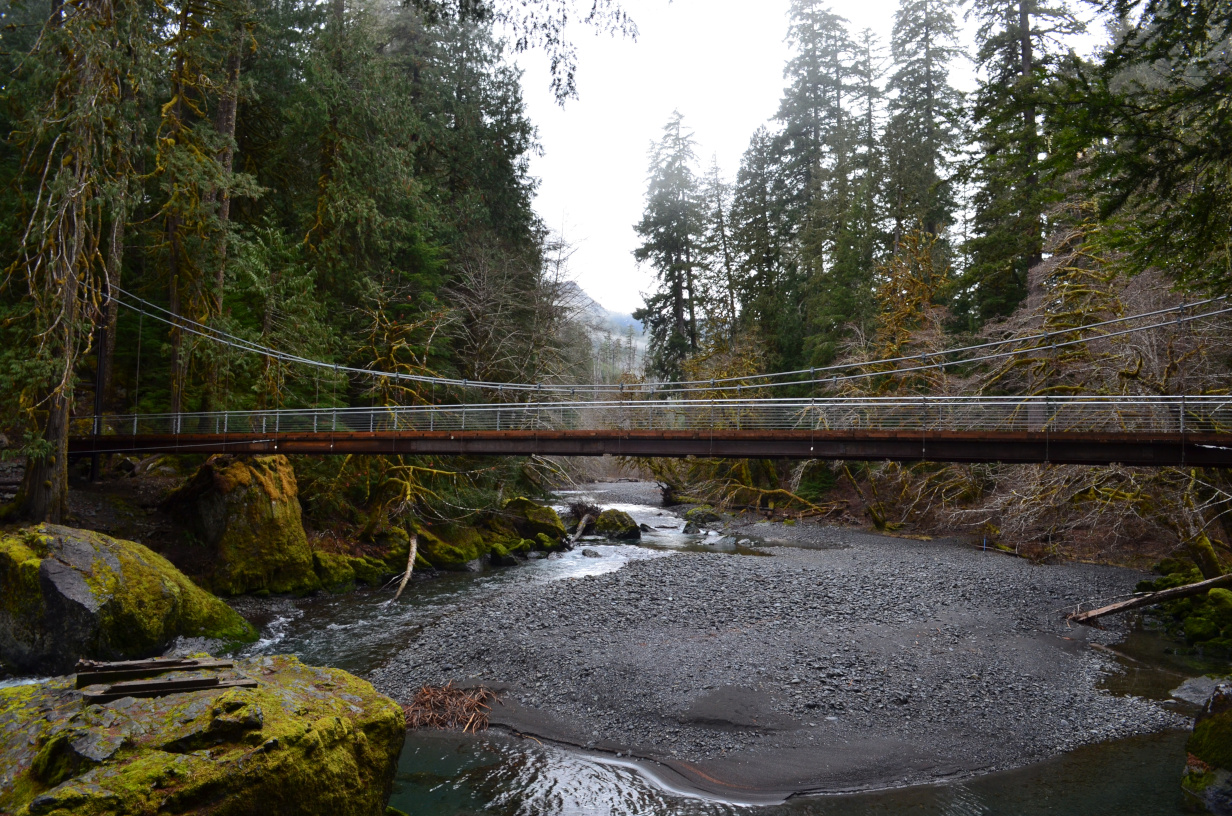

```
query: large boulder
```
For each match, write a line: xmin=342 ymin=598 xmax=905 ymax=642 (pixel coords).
xmin=494 ymin=497 xmax=566 ymax=543
xmin=1184 ymin=683 xmax=1232 ymax=813
xmin=0 ymin=655 xmax=404 ymax=816
xmin=165 ymin=455 xmax=320 ymax=596
xmin=594 ymin=509 xmax=640 ymax=540
xmin=0 ymin=525 xmax=256 ymax=675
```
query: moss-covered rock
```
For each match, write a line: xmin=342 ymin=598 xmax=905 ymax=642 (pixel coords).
xmin=0 ymin=655 xmax=404 ymax=815
xmin=594 ymin=509 xmax=640 ymax=540
xmin=415 ymin=523 xmax=487 ymax=571
xmin=165 ymin=455 xmax=320 ymax=596
xmin=1184 ymin=683 xmax=1232 ymax=812
xmin=0 ymin=525 xmax=256 ymax=675
xmin=683 ymin=505 xmax=721 ymax=526
xmin=497 ymin=497 xmax=567 ymax=542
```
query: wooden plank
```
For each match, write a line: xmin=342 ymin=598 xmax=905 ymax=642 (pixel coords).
xmin=82 ymin=678 xmax=258 ymax=704
xmin=76 ymin=659 xmax=234 ymax=689
xmin=1068 ymin=572 xmax=1232 ymax=624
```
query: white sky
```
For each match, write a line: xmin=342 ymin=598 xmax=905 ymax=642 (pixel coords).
xmin=513 ymin=0 xmax=1103 ymax=315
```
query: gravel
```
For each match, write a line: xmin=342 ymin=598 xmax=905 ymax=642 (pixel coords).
xmin=371 ymin=511 xmax=1187 ymax=795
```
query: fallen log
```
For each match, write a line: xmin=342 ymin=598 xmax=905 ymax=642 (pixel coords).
xmin=392 ymin=534 xmax=419 ymax=603
xmin=1068 ymin=572 xmax=1232 ymax=625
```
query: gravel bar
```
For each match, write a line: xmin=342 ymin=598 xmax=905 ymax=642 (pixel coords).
xmin=371 ymin=518 xmax=1186 ymax=798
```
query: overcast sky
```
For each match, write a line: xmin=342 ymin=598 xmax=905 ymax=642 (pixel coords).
xmin=512 ymin=0 xmax=1098 ymax=316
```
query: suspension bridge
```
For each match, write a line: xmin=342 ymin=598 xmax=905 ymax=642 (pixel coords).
xmin=67 ymin=396 xmax=1232 ymax=466
xmin=66 ymin=291 xmax=1232 ymax=467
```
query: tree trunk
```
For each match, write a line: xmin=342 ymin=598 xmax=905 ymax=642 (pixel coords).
xmin=1018 ymin=0 xmax=1042 ymax=271
xmin=102 ymin=193 xmax=126 ymax=405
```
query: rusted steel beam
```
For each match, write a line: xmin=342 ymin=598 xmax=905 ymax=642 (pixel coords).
xmin=67 ymin=430 xmax=1232 ymax=466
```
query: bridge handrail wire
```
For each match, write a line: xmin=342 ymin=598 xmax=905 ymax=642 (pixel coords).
xmin=72 ymin=396 xmax=1232 ymax=438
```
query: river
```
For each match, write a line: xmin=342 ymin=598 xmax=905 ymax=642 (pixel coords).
xmin=234 ymin=490 xmax=1213 ymax=816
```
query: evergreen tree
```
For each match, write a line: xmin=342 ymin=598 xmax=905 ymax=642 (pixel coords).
xmin=802 ymin=28 xmax=885 ymax=365
xmin=774 ymin=0 xmax=856 ymax=232
xmin=883 ymin=0 xmax=963 ymax=242
xmin=729 ymin=127 xmax=804 ymax=372
xmin=632 ymin=112 xmax=703 ymax=381
xmin=959 ymin=0 xmax=1082 ymax=324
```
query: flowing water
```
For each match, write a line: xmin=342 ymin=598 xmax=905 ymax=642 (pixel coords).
xmin=230 ymin=493 xmax=1214 ymax=815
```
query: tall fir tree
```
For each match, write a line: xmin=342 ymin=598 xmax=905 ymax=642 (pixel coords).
xmin=959 ymin=0 xmax=1082 ymax=324
xmin=883 ymin=0 xmax=963 ymax=243
xmin=632 ymin=112 xmax=704 ymax=381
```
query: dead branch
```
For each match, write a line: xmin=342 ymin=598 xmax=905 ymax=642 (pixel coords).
xmin=1068 ymin=572 xmax=1232 ymax=624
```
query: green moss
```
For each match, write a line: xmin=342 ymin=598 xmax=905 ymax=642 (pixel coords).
xmin=0 ymin=656 xmax=404 ymax=816
xmin=500 ymin=497 xmax=566 ymax=542
xmin=313 ymin=552 xmax=357 ymax=592
xmin=683 ymin=506 xmax=721 ymax=525
xmin=0 ymin=525 xmax=256 ymax=672
xmin=1191 ymin=711 xmax=1232 ymax=771
xmin=594 ymin=509 xmax=639 ymax=540
xmin=415 ymin=523 xmax=487 ymax=571
xmin=167 ymin=455 xmax=320 ymax=596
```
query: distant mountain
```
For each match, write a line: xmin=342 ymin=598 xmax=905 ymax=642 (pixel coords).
xmin=559 ymin=281 xmax=643 ymax=339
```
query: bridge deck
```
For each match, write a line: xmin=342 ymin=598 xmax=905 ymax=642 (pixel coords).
xmin=67 ymin=429 xmax=1232 ymax=467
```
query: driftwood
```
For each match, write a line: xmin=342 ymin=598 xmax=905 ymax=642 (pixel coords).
xmin=1068 ymin=572 xmax=1232 ymax=625
xmin=571 ymin=513 xmax=593 ymax=543
xmin=82 ymin=676 xmax=258 ymax=703
xmin=76 ymin=657 xmax=233 ymax=688
xmin=392 ymin=534 xmax=418 ymax=602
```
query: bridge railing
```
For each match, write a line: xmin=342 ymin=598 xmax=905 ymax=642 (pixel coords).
xmin=70 ymin=395 xmax=1232 ymax=438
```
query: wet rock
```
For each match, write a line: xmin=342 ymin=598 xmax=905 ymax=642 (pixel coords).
xmin=581 ymin=549 xmax=602 ymax=558
xmin=594 ymin=510 xmax=640 ymax=540
xmin=0 ymin=655 xmax=404 ymax=816
xmin=683 ymin=522 xmax=701 ymax=534
xmin=463 ymin=558 xmax=485 ymax=573
xmin=164 ymin=455 xmax=319 ymax=596
xmin=0 ymin=525 xmax=256 ymax=674
xmin=1185 ymin=684 xmax=1232 ymax=813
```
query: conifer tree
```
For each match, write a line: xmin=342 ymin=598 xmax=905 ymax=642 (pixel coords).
xmin=632 ymin=112 xmax=703 ymax=381
xmin=883 ymin=0 xmax=963 ymax=243
xmin=959 ymin=0 xmax=1082 ymax=324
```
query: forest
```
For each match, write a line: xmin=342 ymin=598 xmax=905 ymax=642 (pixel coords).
xmin=630 ymin=0 xmax=1232 ymax=567
xmin=0 ymin=0 xmax=1229 ymax=568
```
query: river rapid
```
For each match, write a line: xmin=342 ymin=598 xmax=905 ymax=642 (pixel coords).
xmin=232 ymin=482 xmax=1219 ymax=816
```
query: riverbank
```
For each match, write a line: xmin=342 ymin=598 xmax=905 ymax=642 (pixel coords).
xmin=372 ymin=486 xmax=1187 ymax=799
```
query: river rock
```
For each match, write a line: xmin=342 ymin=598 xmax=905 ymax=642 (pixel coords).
xmin=0 ymin=655 xmax=404 ymax=816
xmin=0 ymin=524 xmax=256 ymax=675
xmin=495 ymin=497 xmax=567 ymax=542
xmin=164 ymin=455 xmax=320 ymax=596
xmin=683 ymin=505 xmax=722 ymax=526
xmin=582 ymin=548 xmax=602 ymax=558
xmin=1184 ymin=683 xmax=1232 ymax=813
xmin=594 ymin=509 xmax=640 ymax=540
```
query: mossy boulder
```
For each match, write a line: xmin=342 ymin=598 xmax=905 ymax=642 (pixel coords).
xmin=311 ymin=551 xmax=392 ymax=592
xmin=0 ymin=525 xmax=256 ymax=675
xmin=1183 ymin=683 xmax=1232 ymax=812
xmin=683 ymin=505 xmax=722 ymax=526
xmin=0 ymin=655 xmax=404 ymax=815
xmin=594 ymin=509 xmax=640 ymax=540
xmin=414 ymin=523 xmax=487 ymax=571
xmin=497 ymin=497 xmax=566 ymax=543
xmin=165 ymin=455 xmax=320 ymax=596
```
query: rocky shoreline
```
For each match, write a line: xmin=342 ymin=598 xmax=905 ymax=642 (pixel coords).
xmin=372 ymin=493 xmax=1188 ymax=798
